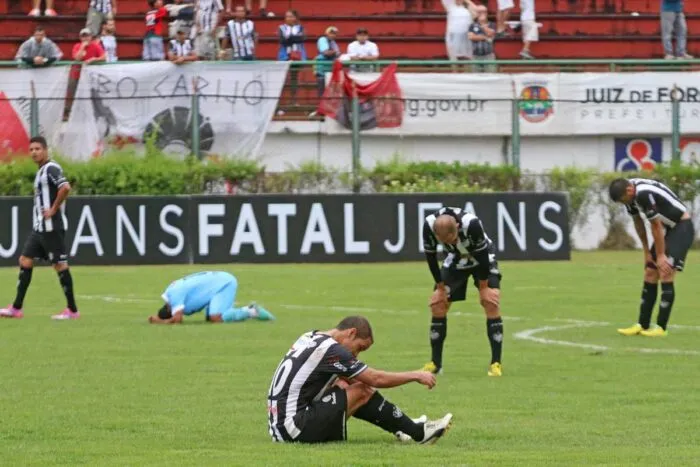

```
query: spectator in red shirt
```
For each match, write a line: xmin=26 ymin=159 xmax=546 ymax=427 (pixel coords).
xmin=143 ymin=0 xmax=167 ymax=60
xmin=73 ymin=28 xmax=107 ymax=64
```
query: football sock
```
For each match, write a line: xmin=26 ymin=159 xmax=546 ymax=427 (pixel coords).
xmin=353 ymin=392 xmax=424 ymax=441
xmin=487 ymin=317 xmax=504 ymax=364
xmin=58 ymin=269 xmax=78 ymax=313
xmin=638 ymin=282 xmax=658 ymax=329
xmin=656 ymin=282 xmax=675 ymax=330
xmin=12 ymin=267 xmax=33 ymax=310
xmin=430 ymin=317 xmax=447 ymax=368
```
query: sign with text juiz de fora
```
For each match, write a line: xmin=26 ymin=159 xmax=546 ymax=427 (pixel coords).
xmin=0 ymin=194 xmax=570 ymax=266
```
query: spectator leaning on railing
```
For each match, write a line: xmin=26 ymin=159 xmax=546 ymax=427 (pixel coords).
xmin=100 ymin=19 xmax=119 ymax=62
xmin=169 ymin=28 xmax=198 ymax=63
xmin=86 ymin=0 xmax=116 ymax=36
xmin=315 ymin=26 xmax=340 ymax=97
xmin=221 ymin=4 xmax=257 ymax=60
xmin=73 ymin=28 xmax=107 ymax=64
xmin=15 ymin=26 xmax=62 ymax=67
xmin=469 ymin=5 xmax=496 ymax=72
xmin=346 ymin=27 xmax=379 ymax=72
xmin=662 ymin=0 xmax=692 ymax=59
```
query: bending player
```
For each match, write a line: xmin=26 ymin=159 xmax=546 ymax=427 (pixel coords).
xmin=422 ymin=207 xmax=504 ymax=377
xmin=609 ymin=178 xmax=694 ymax=336
xmin=148 ymin=271 xmax=274 ymax=324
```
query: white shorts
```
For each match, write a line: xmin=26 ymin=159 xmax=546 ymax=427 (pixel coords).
xmin=445 ymin=32 xmax=472 ymax=60
xmin=522 ymin=20 xmax=539 ymax=42
xmin=498 ymin=0 xmax=514 ymax=11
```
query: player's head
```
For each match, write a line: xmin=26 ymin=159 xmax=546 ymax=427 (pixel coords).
xmin=434 ymin=214 xmax=459 ymax=245
xmin=29 ymin=136 xmax=48 ymax=164
xmin=609 ymin=178 xmax=635 ymax=204
xmin=157 ymin=303 xmax=172 ymax=320
xmin=334 ymin=316 xmax=374 ymax=356
xmin=176 ymin=28 xmax=186 ymax=40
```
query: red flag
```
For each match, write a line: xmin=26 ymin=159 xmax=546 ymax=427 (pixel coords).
xmin=0 ymin=91 xmax=30 ymax=161
xmin=318 ymin=61 xmax=403 ymax=130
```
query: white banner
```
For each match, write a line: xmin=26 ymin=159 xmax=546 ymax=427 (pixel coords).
xmin=57 ymin=61 xmax=290 ymax=160
xmin=0 ymin=67 xmax=69 ymax=158
xmin=325 ymin=71 xmax=700 ymax=137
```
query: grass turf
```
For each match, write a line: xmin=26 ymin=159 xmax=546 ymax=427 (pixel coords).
xmin=1 ymin=251 xmax=699 ymax=466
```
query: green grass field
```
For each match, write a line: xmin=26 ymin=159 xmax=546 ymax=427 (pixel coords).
xmin=1 ymin=251 xmax=699 ymax=466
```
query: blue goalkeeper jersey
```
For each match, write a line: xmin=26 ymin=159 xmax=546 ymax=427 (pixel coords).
xmin=162 ymin=271 xmax=237 ymax=315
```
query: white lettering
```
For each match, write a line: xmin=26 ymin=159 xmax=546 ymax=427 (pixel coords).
xmin=0 ymin=206 xmax=18 ymax=258
xmin=343 ymin=203 xmax=369 ymax=254
xmin=463 ymin=202 xmax=477 ymax=215
xmin=116 ymin=205 xmax=146 ymax=256
xmin=384 ymin=203 xmax=405 ymax=254
xmin=70 ymin=205 xmax=104 ymax=256
xmin=159 ymin=204 xmax=185 ymax=257
xmin=268 ymin=203 xmax=296 ymax=255
xmin=230 ymin=203 xmax=265 ymax=255
xmin=198 ymin=204 xmax=225 ymax=255
xmin=497 ymin=202 xmax=526 ymax=252
xmin=418 ymin=202 xmax=442 ymax=252
xmin=538 ymin=201 xmax=564 ymax=252
xmin=300 ymin=203 xmax=335 ymax=254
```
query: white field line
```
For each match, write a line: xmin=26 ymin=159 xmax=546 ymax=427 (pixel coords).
xmin=78 ymin=294 xmax=700 ymax=355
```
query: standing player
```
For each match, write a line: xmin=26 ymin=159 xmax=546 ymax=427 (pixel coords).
xmin=143 ymin=0 xmax=167 ymax=61
xmin=192 ymin=0 xmax=223 ymax=60
xmin=610 ymin=178 xmax=694 ymax=336
xmin=0 ymin=137 xmax=79 ymax=320
xmin=421 ymin=207 xmax=503 ymax=377
xmin=148 ymin=271 xmax=274 ymax=324
xmin=267 ymin=316 xmax=453 ymax=444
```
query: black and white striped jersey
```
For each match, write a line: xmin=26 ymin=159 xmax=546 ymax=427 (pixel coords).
xmin=226 ymin=19 xmax=256 ymax=58
xmin=169 ymin=39 xmax=193 ymax=57
xmin=89 ymin=0 xmax=112 ymax=14
xmin=267 ymin=331 xmax=367 ymax=442
xmin=626 ymin=178 xmax=687 ymax=228
xmin=33 ymin=161 xmax=69 ymax=233
xmin=423 ymin=207 xmax=494 ymax=282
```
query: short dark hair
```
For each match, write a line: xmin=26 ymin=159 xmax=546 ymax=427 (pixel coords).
xmin=336 ymin=316 xmax=373 ymax=340
xmin=29 ymin=136 xmax=47 ymax=149
xmin=609 ymin=178 xmax=631 ymax=202
xmin=357 ymin=27 xmax=369 ymax=35
xmin=34 ymin=26 xmax=45 ymax=33
xmin=157 ymin=304 xmax=172 ymax=320
xmin=148 ymin=0 xmax=157 ymax=7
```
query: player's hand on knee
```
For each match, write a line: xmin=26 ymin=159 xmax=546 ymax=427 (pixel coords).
xmin=479 ymin=287 xmax=500 ymax=309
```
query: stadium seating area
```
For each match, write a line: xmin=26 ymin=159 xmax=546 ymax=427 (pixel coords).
xmin=0 ymin=0 xmax=697 ymax=61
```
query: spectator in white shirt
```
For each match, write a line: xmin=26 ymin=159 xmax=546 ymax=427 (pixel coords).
xmin=99 ymin=18 xmax=118 ymax=62
xmin=168 ymin=28 xmax=197 ymax=63
xmin=441 ymin=0 xmax=477 ymax=61
xmin=347 ymin=27 xmax=379 ymax=59
xmin=496 ymin=0 xmax=513 ymax=36
xmin=519 ymin=0 xmax=538 ymax=59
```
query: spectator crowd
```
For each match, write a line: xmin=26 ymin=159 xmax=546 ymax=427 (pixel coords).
xmin=12 ymin=0 xmax=694 ymax=71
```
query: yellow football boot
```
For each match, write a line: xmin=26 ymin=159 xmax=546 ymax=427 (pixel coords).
xmin=487 ymin=362 xmax=502 ymax=377
xmin=640 ymin=326 xmax=668 ymax=337
xmin=421 ymin=361 xmax=442 ymax=375
xmin=617 ymin=323 xmax=643 ymax=336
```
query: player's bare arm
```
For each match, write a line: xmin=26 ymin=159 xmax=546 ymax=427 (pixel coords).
xmin=148 ymin=310 xmax=184 ymax=324
xmin=355 ymin=367 xmax=436 ymax=389
xmin=43 ymin=183 xmax=71 ymax=218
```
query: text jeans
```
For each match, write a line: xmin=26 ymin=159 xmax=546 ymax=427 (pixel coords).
xmin=661 ymin=11 xmax=688 ymax=57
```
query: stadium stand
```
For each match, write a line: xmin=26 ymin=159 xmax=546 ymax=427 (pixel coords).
xmin=0 ymin=0 xmax=697 ymax=61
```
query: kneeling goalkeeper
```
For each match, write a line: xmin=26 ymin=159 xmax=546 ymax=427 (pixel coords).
xmin=149 ymin=271 xmax=275 ymax=324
